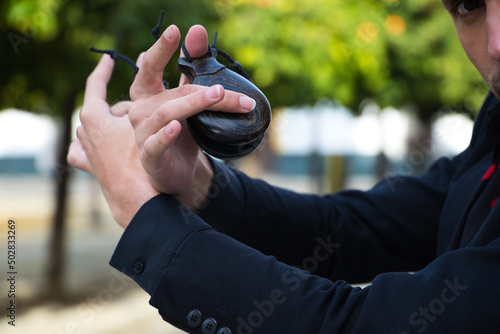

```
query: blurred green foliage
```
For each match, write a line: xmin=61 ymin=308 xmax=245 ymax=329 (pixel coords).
xmin=216 ymin=0 xmax=488 ymax=119
xmin=0 ymin=0 xmax=490 ymax=120
xmin=0 ymin=0 xmax=221 ymax=116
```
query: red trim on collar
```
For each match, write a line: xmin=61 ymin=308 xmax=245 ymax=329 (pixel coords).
xmin=482 ymin=164 xmax=496 ymax=180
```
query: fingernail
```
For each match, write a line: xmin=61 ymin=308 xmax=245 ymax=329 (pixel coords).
xmin=163 ymin=25 xmax=173 ymax=40
xmin=206 ymin=85 xmax=221 ymax=99
xmin=240 ymin=96 xmax=256 ymax=111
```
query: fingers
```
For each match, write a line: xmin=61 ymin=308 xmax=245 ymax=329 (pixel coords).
xmin=142 ymin=120 xmax=181 ymax=169
xmin=80 ymin=55 xmax=115 ymax=128
xmin=179 ymin=25 xmax=210 ymax=86
xmin=183 ymin=25 xmax=210 ymax=59
xmin=179 ymin=26 xmax=256 ymax=111
xmin=110 ymin=101 xmax=132 ymax=117
xmin=67 ymin=138 xmax=91 ymax=173
xmin=132 ymin=24 xmax=210 ymax=96
xmin=130 ymin=25 xmax=181 ymax=100
xmin=216 ymin=89 xmax=257 ymax=113
xmin=133 ymin=85 xmax=225 ymax=139
xmin=129 ymin=82 xmax=254 ymax=128
xmin=84 ymin=55 xmax=115 ymax=105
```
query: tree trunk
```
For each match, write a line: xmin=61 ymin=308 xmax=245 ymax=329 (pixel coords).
xmin=46 ymin=91 xmax=77 ymax=300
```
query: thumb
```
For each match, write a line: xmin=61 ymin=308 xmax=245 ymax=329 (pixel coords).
xmin=141 ymin=120 xmax=181 ymax=170
xmin=111 ymin=101 xmax=133 ymax=117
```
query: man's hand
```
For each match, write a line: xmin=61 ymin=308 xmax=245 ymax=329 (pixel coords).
xmin=68 ymin=55 xmax=160 ymax=228
xmin=68 ymin=24 xmax=254 ymax=228
xmin=128 ymin=25 xmax=255 ymax=210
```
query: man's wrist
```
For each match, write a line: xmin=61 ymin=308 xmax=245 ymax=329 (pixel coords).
xmin=103 ymin=171 xmax=161 ymax=228
xmin=176 ymin=152 xmax=214 ymax=211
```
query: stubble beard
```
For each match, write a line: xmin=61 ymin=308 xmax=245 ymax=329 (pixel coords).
xmin=491 ymin=75 xmax=500 ymax=100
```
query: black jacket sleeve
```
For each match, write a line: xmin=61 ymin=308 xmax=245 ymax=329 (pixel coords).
xmin=198 ymin=154 xmax=464 ymax=283
xmin=109 ymin=194 xmax=500 ymax=334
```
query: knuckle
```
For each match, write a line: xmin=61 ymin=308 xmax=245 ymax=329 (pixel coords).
xmin=128 ymin=104 xmax=140 ymax=126
xmin=129 ymin=101 xmax=151 ymax=128
xmin=79 ymin=103 xmax=97 ymax=125
xmin=76 ymin=125 xmax=84 ymax=139
xmin=129 ymin=82 xmax=140 ymax=101
xmin=188 ymin=93 xmax=198 ymax=108
xmin=67 ymin=153 xmax=77 ymax=168
xmin=79 ymin=108 xmax=89 ymax=124
xmin=67 ymin=152 xmax=76 ymax=167
xmin=154 ymin=104 xmax=171 ymax=124
xmin=143 ymin=141 xmax=156 ymax=158
xmin=143 ymin=137 xmax=159 ymax=159
xmin=178 ymin=84 xmax=197 ymax=96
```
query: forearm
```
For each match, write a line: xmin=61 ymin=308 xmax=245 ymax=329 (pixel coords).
xmin=197 ymin=156 xmax=460 ymax=283
xmin=110 ymin=194 xmax=500 ymax=334
xmin=109 ymin=194 xmax=365 ymax=333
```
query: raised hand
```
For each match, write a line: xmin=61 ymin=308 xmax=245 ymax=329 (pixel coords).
xmin=128 ymin=24 xmax=255 ymax=209
xmin=68 ymin=55 xmax=160 ymax=227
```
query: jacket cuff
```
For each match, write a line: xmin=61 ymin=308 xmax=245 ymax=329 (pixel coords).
xmin=109 ymin=193 xmax=212 ymax=295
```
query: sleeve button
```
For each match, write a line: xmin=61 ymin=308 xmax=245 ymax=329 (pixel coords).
xmin=201 ymin=317 xmax=218 ymax=334
xmin=133 ymin=261 xmax=144 ymax=274
xmin=217 ymin=327 xmax=232 ymax=334
xmin=186 ymin=309 xmax=202 ymax=328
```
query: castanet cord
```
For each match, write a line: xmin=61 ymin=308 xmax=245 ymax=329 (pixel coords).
xmin=89 ymin=10 xmax=251 ymax=90
xmin=89 ymin=46 xmax=169 ymax=89
xmin=152 ymin=10 xmax=166 ymax=42
xmin=215 ymin=48 xmax=251 ymax=81
xmin=89 ymin=47 xmax=139 ymax=74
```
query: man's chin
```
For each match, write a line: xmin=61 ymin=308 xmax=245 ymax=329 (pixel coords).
xmin=491 ymin=85 xmax=500 ymax=100
xmin=489 ymin=75 xmax=500 ymax=100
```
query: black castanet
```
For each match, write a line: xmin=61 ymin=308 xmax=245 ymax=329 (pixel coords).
xmin=178 ymin=46 xmax=271 ymax=160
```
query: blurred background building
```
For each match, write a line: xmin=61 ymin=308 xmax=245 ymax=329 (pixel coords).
xmin=0 ymin=0 xmax=486 ymax=333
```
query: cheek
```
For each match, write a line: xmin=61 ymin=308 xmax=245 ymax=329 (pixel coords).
xmin=456 ymin=25 xmax=478 ymax=61
xmin=454 ymin=19 xmax=491 ymax=82
xmin=462 ymin=41 xmax=487 ymax=77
